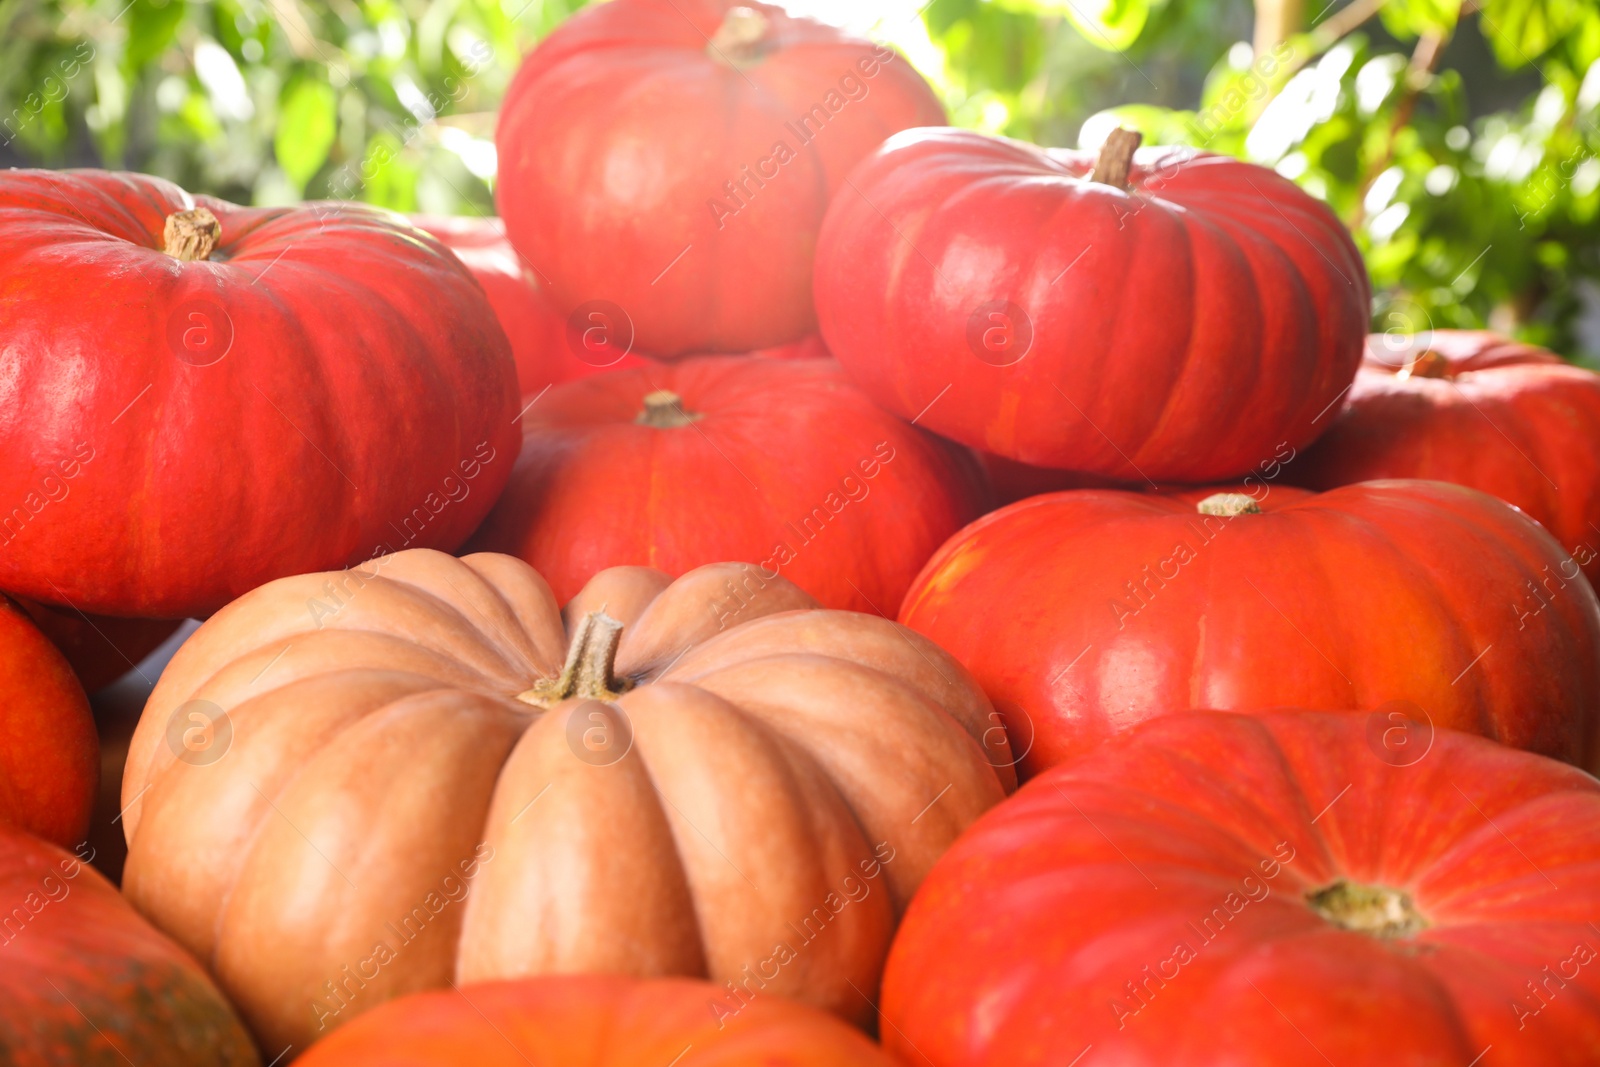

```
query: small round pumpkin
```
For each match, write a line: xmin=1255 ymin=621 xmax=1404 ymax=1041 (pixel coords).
xmin=900 ymin=480 xmax=1600 ymax=778
xmin=496 ymin=0 xmax=946 ymax=356
xmin=0 ymin=169 xmax=519 ymax=618
xmin=884 ymin=710 xmax=1600 ymax=1065
xmin=0 ymin=596 xmax=96 ymax=848
xmin=0 ymin=822 xmax=257 ymax=1066
xmin=296 ymin=974 xmax=898 ymax=1066
xmin=466 ymin=356 xmax=990 ymax=612
xmin=122 ymin=549 xmax=1012 ymax=1051
xmin=1296 ymin=330 xmax=1600 ymax=582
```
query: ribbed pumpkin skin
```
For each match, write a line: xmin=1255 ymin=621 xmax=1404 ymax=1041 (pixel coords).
xmin=296 ymin=975 xmax=899 ymax=1066
xmin=883 ymin=711 xmax=1600 ymax=1066
xmin=899 ymin=480 xmax=1600 ymax=779
xmin=121 ymin=550 xmax=1011 ymax=1051
xmin=0 ymin=597 xmax=95 ymax=848
xmin=814 ymin=128 xmax=1369 ymax=480
xmin=495 ymin=0 xmax=946 ymax=357
xmin=0 ymin=823 xmax=258 ymax=1067
xmin=1296 ymin=330 xmax=1600 ymax=581
xmin=0 ymin=170 xmax=519 ymax=618
xmin=466 ymin=357 xmax=991 ymax=612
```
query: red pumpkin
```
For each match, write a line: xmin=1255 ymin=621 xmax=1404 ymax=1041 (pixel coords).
xmin=296 ymin=975 xmax=898 ymax=1065
xmin=496 ymin=0 xmax=946 ymax=357
xmin=884 ymin=710 xmax=1600 ymax=1065
xmin=899 ymin=480 xmax=1600 ymax=778
xmin=0 ymin=822 xmax=257 ymax=1065
xmin=0 ymin=170 xmax=519 ymax=618
xmin=1296 ymin=330 xmax=1600 ymax=581
xmin=412 ymin=214 xmax=651 ymax=395
xmin=468 ymin=356 xmax=989 ymax=612
xmin=0 ymin=596 xmax=95 ymax=848
xmin=16 ymin=598 xmax=180 ymax=693
xmin=814 ymin=127 xmax=1369 ymax=480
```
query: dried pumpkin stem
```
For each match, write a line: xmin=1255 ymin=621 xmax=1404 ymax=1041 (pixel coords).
xmin=516 ymin=610 xmax=633 ymax=707
xmin=708 ymin=6 xmax=771 ymax=68
xmin=164 ymin=207 xmax=221 ymax=262
xmin=1306 ymin=879 xmax=1427 ymax=939
xmin=1196 ymin=492 xmax=1261 ymax=517
xmin=636 ymin=390 xmax=703 ymax=428
xmin=1089 ymin=127 xmax=1143 ymax=189
xmin=1397 ymin=349 xmax=1450 ymax=380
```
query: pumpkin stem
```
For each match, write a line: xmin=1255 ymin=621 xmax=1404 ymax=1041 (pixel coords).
xmin=1196 ymin=492 xmax=1261 ymax=517
xmin=163 ymin=207 xmax=221 ymax=262
xmin=1306 ymin=879 xmax=1426 ymax=939
xmin=515 ymin=610 xmax=633 ymax=707
xmin=1397 ymin=349 xmax=1450 ymax=380
xmin=1089 ymin=128 xmax=1143 ymax=189
xmin=636 ymin=390 xmax=703 ymax=428
xmin=708 ymin=5 xmax=772 ymax=68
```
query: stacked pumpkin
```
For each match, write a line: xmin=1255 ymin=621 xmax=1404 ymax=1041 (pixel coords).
xmin=3 ymin=0 xmax=1600 ymax=1064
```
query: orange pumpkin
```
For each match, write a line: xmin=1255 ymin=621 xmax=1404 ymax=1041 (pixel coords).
xmin=0 ymin=822 xmax=256 ymax=1066
xmin=0 ymin=596 xmax=96 ymax=847
xmin=295 ymin=974 xmax=898 ymax=1066
xmin=121 ymin=549 xmax=1012 ymax=1051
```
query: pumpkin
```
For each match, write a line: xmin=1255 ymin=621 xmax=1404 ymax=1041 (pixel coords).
xmin=814 ymin=127 xmax=1369 ymax=481
xmin=121 ymin=549 xmax=1012 ymax=1051
xmin=0 ymin=596 xmax=96 ymax=848
xmin=16 ymin=597 xmax=180 ymax=693
xmin=883 ymin=710 xmax=1600 ymax=1065
xmin=411 ymin=214 xmax=650 ymax=396
xmin=495 ymin=0 xmax=946 ymax=357
xmin=0 ymin=821 xmax=257 ymax=1066
xmin=0 ymin=169 xmax=519 ymax=618
xmin=466 ymin=356 xmax=990 ymax=613
xmin=1295 ymin=330 xmax=1600 ymax=582
xmin=296 ymin=974 xmax=899 ymax=1066
xmin=899 ymin=480 xmax=1600 ymax=779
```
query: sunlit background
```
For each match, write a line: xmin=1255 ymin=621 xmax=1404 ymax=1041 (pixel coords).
xmin=2 ymin=0 xmax=1596 ymax=357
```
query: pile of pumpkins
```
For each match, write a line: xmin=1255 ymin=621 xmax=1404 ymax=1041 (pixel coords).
xmin=3 ymin=1 xmax=1600 ymax=1064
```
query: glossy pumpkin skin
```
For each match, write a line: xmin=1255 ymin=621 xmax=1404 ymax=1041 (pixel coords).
xmin=466 ymin=357 xmax=991 ymax=612
xmin=16 ymin=597 xmax=180 ymax=693
xmin=0 ymin=170 xmax=520 ymax=618
xmin=496 ymin=0 xmax=946 ymax=357
xmin=0 ymin=596 xmax=96 ymax=848
xmin=1296 ymin=330 xmax=1600 ymax=581
xmin=296 ymin=975 xmax=898 ymax=1066
xmin=0 ymin=822 xmax=257 ymax=1066
xmin=900 ymin=480 xmax=1600 ymax=779
xmin=122 ymin=549 xmax=1012 ymax=1051
xmin=815 ymin=128 xmax=1369 ymax=480
xmin=884 ymin=710 xmax=1600 ymax=1066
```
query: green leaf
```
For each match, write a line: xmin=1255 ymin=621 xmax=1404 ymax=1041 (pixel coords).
xmin=275 ymin=78 xmax=338 ymax=191
xmin=1378 ymin=0 xmax=1462 ymax=39
xmin=1001 ymin=0 xmax=1151 ymax=52
xmin=1479 ymin=0 xmax=1586 ymax=68
xmin=125 ymin=0 xmax=188 ymax=71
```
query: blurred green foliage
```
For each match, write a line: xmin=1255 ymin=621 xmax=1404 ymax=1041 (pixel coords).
xmin=0 ymin=0 xmax=585 ymax=212
xmin=2 ymin=0 xmax=1598 ymax=355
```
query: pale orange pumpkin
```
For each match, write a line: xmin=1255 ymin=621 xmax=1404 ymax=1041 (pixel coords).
xmin=120 ymin=549 xmax=1012 ymax=1054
